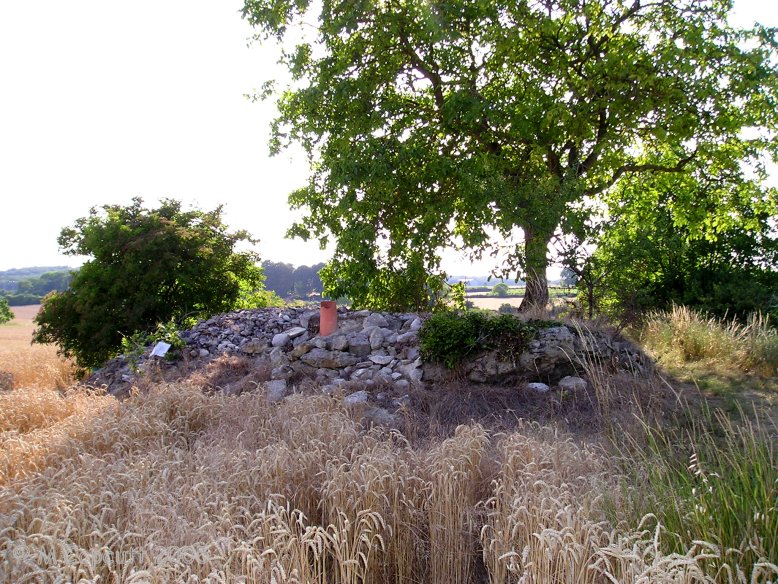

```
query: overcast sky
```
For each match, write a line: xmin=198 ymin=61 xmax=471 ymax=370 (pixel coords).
xmin=0 ymin=0 xmax=774 ymax=275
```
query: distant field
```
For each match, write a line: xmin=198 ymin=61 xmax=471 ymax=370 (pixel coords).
xmin=0 ymin=305 xmax=39 ymax=345
xmin=0 ymin=304 xmax=75 ymax=389
xmin=467 ymin=287 xmax=575 ymax=310
xmin=468 ymin=296 xmax=524 ymax=310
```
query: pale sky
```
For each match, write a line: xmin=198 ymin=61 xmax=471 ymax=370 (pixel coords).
xmin=0 ymin=0 xmax=774 ymax=275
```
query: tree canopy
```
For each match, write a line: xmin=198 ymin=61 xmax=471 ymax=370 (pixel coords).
xmin=243 ymin=0 xmax=778 ymax=310
xmin=33 ymin=198 xmax=268 ymax=369
xmin=583 ymin=147 xmax=778 ymax=322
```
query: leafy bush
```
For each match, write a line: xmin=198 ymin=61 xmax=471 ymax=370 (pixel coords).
xmin=33 ymin=198 xmax=269 ymax=369
xmin=491 ymin=282 xmax=510 ymax=298
xmin=587 ymin=149 xmax=778 ymax=324
xmin=120 ymin=318 xmax=188 ymax=373
xmin=0 ymin=296 xmax=12 ymax=324
xmin=419 ymin=311 xmax=554 ymax=368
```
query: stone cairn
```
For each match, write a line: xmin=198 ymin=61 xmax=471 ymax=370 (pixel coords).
xmin=87 ymin=305 xmax=651 ymax=424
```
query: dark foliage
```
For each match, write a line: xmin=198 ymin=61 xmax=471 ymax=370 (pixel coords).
xmin=33 ymin=198 xmax=267 ymax=369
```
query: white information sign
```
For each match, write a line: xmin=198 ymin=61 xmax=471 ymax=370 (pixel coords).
xmin=150 ymin=341 xmax=171 ymax=357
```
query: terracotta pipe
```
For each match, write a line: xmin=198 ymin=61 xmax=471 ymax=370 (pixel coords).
xmin=319 ymin=300 xmax=337 ymax=336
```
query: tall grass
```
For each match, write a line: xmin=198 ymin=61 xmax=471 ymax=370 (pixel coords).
xmin=614 ymin=404 xmax=778 ymax=580
xmin=641 ymin=305 xmax=778 ymax=376
xmin=2 ymin=381 xmax=776 ymax=582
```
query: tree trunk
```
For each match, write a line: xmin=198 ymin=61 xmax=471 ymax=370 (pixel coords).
xmin=518 ymin=227 xmax=551 ymax=312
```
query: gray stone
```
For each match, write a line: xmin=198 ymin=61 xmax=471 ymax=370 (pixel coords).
xmin=363 ymin=406 xmax=399 ymax=427
xmin=374 ymin=369 xmax=394 ymax=382
xmin=421 ymin=362 xmax=448 ymax=383
xmin=300 ymin=311 xmax=318 ymax=330
xmin=351 ymin=368 xmax=373 ymax=381
xmin=527 ymin=382 xmax=551 ymax=393
xmin=329 ymin=334 xmax=349 ymax=352
xmin=286 ymin=326 xmax=307 ymax=339
xmin=369 ymin=355 xmax=393 ymax=365
xmin=396 ymin=331 xmax=418 ymax=344
xmin=364 ymin=313 xmax=389 ymax=328
xmin=241 ymin=340 xmax=266 ymax=354
xmin=343 ymin=390 xmax=370 ymax=407
xmin=540 ymin=326 xmax=575 ymax=343
xmin=300 ymin=348 xmax=359 ymax=369
xmin=409 ymin=317 xmax=423 ymax=331
xmin=316 ymin=368 xmax=338 ymax=382
xmin=558 ymin=376 xmax=587 ymax=392
xmin=198 ymin=348 xmax=210 ymax=358
xmin=369 ymin=327 xmax=387 ymax=350
xmin=266 ymin=379 xmax=288 ymax=403
xmin=468 ymin=353 xmax=517 ymax=383
xmin=348 ymin=333 xmax=371 ymax=358
xmin=269 ymin=346 xmax=289 ymax=367
xmin=290 ymin=343 xmax=312 ymax=358
xmin=271 ymin=366 xmax=291 ymax=379
xmin=394 ymin=379 xmax=410 ymax=390
xmin=397 ymin=358 xmax=423 ymax=383
xmin=271 ymin=333 xmax=290 ymax=347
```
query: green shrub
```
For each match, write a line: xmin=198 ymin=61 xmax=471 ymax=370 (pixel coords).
xmin=120 ymin=318 xmax=188 ymax=373
xmin=419 ymin=311 xmax=554 ymax=368
xmin=491 ymin=282 xmax=510 ymax=298
xmin=0 ymin=297 xmax=12 ymax=324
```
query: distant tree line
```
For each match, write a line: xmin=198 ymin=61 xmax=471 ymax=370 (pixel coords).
xmin=261 ymin=261 xmax=325 ymax=299
xmin=0 ymin=268 xmax=74 ymax=306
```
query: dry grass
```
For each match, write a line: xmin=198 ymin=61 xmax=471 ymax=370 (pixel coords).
xmin=2 ymin=379 xmax=775 ymax=583
xmin=0 ymin=305 xmax=76 ymax=390
xmin=0 ymin=306 xmax=774 ymax=582
xmin=641 ymin=306 xmax=778 ymax=377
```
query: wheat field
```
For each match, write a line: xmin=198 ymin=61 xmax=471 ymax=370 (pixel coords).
xmin=1 ymin=309 xmax=775 ymax=582
xmin=1 ymin=376 xmax=775 ymax=583
xmin=0 ymin=305 xmax=76 ymax=391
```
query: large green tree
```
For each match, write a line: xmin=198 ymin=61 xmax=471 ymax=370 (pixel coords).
xmin=583 ymin=147 xmax=778 ymax=322
xmin=243 ymin=0 xmax=778 ymax=310
xmin=34 ymin=198 xmax=267 ymax=369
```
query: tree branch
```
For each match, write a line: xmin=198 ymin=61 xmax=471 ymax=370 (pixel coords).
xmin=587 ymin=149 xmax=698 ymax=196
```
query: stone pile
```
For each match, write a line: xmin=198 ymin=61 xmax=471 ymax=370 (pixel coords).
xmin=87 ymin=306 xmax=651 ymax=419
xmin=179 ymin=306 xmax=425 ymax=393
xmin=458 ymin=323 xmax=650 ymax=385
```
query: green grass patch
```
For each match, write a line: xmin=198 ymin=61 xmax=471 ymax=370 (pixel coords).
xmin=612 ymin=404 xmax=777 ymax=580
